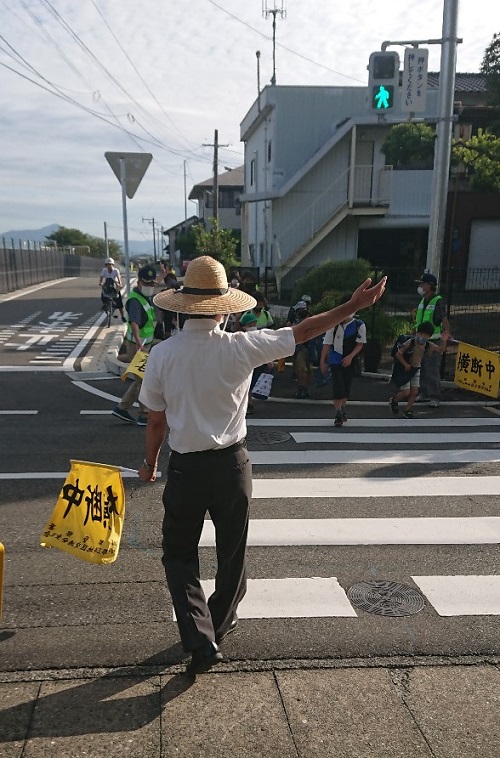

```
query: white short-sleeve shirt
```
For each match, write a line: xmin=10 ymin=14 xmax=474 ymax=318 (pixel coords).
xmin=139 ymin=319 xmax=296 ymax=453
xmin=100 ymin=267 xmax=121 ymax=283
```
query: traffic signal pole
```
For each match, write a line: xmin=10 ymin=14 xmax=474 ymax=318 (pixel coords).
xmin=425 ymin=0 xmax=460 ymax=281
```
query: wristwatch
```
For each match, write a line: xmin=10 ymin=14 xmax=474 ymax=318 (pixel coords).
xmin=142 ymin=459 xmax=156 ymax=471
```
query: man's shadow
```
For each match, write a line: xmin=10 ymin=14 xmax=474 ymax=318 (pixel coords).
xmin=0 ymin=643 xmax=196 ymax=742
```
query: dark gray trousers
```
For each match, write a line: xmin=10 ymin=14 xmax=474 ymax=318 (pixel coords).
xmin=419 ymin=347 xmax=442 ymax=400
xmin=161 ymin=443 xmax=251 ymax=652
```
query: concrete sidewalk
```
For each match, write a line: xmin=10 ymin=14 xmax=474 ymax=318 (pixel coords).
xmin=1 ymin=657 xmax=499 ymax=757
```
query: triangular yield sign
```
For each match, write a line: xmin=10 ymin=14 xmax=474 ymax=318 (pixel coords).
xmin=105 ymin=152 xmax=153 ymax=199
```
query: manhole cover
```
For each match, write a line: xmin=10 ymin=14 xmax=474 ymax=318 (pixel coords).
xmin=246 ymin=429 xmax=291 ymax=445
xmin=347 ymin=580 xmax=425 ymax=617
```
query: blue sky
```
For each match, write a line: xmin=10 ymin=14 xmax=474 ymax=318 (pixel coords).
xmin=0 ymin=0 xmax=498 ymax=245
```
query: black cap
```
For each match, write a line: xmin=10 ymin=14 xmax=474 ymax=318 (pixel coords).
xmin=416 ymin=272 xmax=437 ymax=286
xmin=138 ymin=265 xmax=157 ymax=283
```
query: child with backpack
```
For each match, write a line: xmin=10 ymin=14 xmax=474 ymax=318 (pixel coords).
xmin=390 ymin=322 xmax=449 ymax=418
xmin=320 ymin=293 xmax=366 ymax=427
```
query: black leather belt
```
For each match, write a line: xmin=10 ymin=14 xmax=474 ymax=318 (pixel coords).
xmin=171 ymin=439 xmax=247 ymax=457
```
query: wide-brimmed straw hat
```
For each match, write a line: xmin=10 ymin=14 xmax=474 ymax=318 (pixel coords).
xmin=153 ymin=256 xmax=257 ymax=314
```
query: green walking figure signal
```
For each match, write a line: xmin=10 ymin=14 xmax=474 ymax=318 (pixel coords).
xmin=373 ymin=84 xmax=393 ymax=109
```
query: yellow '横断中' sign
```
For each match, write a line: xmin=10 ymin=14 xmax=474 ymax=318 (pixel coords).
xmin=121 ymin=349 xmax=148 ymax=381
xmin=454 ymin=342 xmax=500 ymax=398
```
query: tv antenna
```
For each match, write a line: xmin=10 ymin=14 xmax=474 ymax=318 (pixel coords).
xmin=262 ymin=1 xmax=287 ymax=85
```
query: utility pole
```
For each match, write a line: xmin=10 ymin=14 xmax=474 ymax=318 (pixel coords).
xmin=426 ymin=0 xmax=460 ymax=281
xmin=142 ymin=216 xmax=157 ymax=260
xmin=213 ymin=129 xmax=219 ymax=222
xmin=103 ymin=221 xmax=109 ymax=256
xmin=202 ymin=130 xmax=229 ymax=224
xmin=183 ymin=160 xmax=188 ymax=220
xmin=262 ymin=1 xmax=287 ymax=86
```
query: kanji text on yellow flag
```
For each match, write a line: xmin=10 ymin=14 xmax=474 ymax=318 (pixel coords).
xmin=121 ymin=349 xmax=148 ymax=381
xmin=41 ymin=460 xmax=125 ymax=564
xmin=454 ymin=342 xmax=500 ymax=399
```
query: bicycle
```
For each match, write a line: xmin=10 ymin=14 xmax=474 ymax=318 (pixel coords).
xmin=101 ymin=284 xmax=118 ymax=328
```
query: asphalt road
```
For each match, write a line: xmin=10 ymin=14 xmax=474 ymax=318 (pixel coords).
xmin=0 ymin=277 xmax=499 ymax=673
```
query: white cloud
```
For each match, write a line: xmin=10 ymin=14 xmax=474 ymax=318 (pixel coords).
xmin=0 ymin=0 xmax=498 ymax=239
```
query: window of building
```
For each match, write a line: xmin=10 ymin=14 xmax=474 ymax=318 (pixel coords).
xmin=267 ymin=141 xmax=272 ymax=163
xmin=250 ymin=159 xmax=256 ymax=186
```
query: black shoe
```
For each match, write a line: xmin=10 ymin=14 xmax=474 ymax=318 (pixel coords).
xmin=389 ymin=397 xmax=399 ymax=415
xmin=334 ymin=412 xmax=343 ymax=428
xmin=215 ymin=617 xmax=238 ymax=645
xmin=185 ymin=642 xmax=223 ymax=676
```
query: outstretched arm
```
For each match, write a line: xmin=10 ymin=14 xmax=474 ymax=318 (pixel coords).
xmin=292 ymin=277 xmax=387 ymax=345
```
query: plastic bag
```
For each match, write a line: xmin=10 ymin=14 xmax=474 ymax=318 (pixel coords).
xmin=41 ymin=460 xmax=125 ymax=565
xmin=251 ymin=372 xmax=274 ymax=400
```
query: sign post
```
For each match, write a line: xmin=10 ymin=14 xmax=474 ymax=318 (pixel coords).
xmin=105 ymin=152 xmax=153 ymax=293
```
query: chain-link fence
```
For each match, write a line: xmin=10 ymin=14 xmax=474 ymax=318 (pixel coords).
xmin=0 ymin=240 xmax=102 ymax=294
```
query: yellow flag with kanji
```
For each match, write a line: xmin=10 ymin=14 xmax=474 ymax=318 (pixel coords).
xmin=121 ymin=349 xmax=148 ymax=381
xmin=41 ymin=460 xmax=125 ymax=565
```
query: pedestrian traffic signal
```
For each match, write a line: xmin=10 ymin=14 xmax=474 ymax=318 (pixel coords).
xmin=372 ymin=84 xmax=394 ymax=110
xmin=368 ymin=51 xmax=399 ymax=112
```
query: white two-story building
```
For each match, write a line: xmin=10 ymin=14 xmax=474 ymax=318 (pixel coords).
xmin=239 ymin=76 xmax=494 ymax=295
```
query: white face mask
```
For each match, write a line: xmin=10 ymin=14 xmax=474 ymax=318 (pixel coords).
xmin=141 ymin=286 xmax=155 ymax=297
xmin=417 ymin=286 xmax=425 ymax=297
xmin=246 ymin=325 xmax=258 ymax=331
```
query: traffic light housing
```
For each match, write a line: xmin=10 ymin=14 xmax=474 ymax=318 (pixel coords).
xmin=368 ymin=51 xmax=399 ymax=112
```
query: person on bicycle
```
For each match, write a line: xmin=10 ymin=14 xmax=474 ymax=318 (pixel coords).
xmin=99 ymin=257 xmax=126 ymax=322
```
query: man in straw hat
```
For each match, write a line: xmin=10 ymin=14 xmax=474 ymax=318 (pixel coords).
xmin=137 ymin=256 xmax=386 ymax=675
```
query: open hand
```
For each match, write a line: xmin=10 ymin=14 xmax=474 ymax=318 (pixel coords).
xmin=350 ymin=277 xmax=387 ymax=312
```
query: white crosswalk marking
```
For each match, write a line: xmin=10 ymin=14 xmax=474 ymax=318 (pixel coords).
xmin=200 ymin=578 xmax=358 ymax=618
xmin=291 ymin=431 xmax=500 ymax=444
xmin=251 ymin=476 xmax=500 ymax=498
xmin=200 ymin=517 xmax=500 ymax=546
xmin=250 ymin=450 xmax=500 ymax=464
xmin=178 ymin=415 xmax=500 ymax=619
xmin=411 ymin=576 xmax=500 ymax=616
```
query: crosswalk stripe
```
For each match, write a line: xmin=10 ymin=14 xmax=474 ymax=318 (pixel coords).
xmin=199 ymin=517 xmax=500 ymax=546
xmin=198 ymin=578 xmax=358 ymax=618
xmin=291 ymin=432 xmax=500 ymax=444
xmin=251 ymin=450 xmax=500 ymax=465
xmin=247 ymin=417 xmax=500 ymax=428
xmin=411 ymin=576 xmax=500 ymax=616
xmin=251 ymin=476 xmax=500 ymax=497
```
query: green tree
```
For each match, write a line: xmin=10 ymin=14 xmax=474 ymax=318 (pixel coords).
xmin=192 ymin=218 xmax=239 ymax=270
xmin=45 ymin=226 xmax=122 ymax=259
xmin=381 ymin=123 xmax=435 ymax=169
xmin=292 ymin=258 xmax=375 ymax=306
xmin=481 ymin=32 xmax=500 ymax=105
xmin=452 ymin=129 xmax=500 ymax=192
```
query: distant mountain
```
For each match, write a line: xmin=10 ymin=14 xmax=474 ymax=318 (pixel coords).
xmin=0 ymin=224 xmax=60 ymax=243
xmin=0 ymin=224 xmax=156 ymax=257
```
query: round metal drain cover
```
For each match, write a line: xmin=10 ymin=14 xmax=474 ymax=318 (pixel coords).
xmin=347 ymin=580 xmax=425 ymax=617
xmin=246 ymin=429 xmax=291 ymax=445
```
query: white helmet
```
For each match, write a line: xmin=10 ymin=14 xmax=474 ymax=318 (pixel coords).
xmin=105 ymin=257 xmax=114 ymax=265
